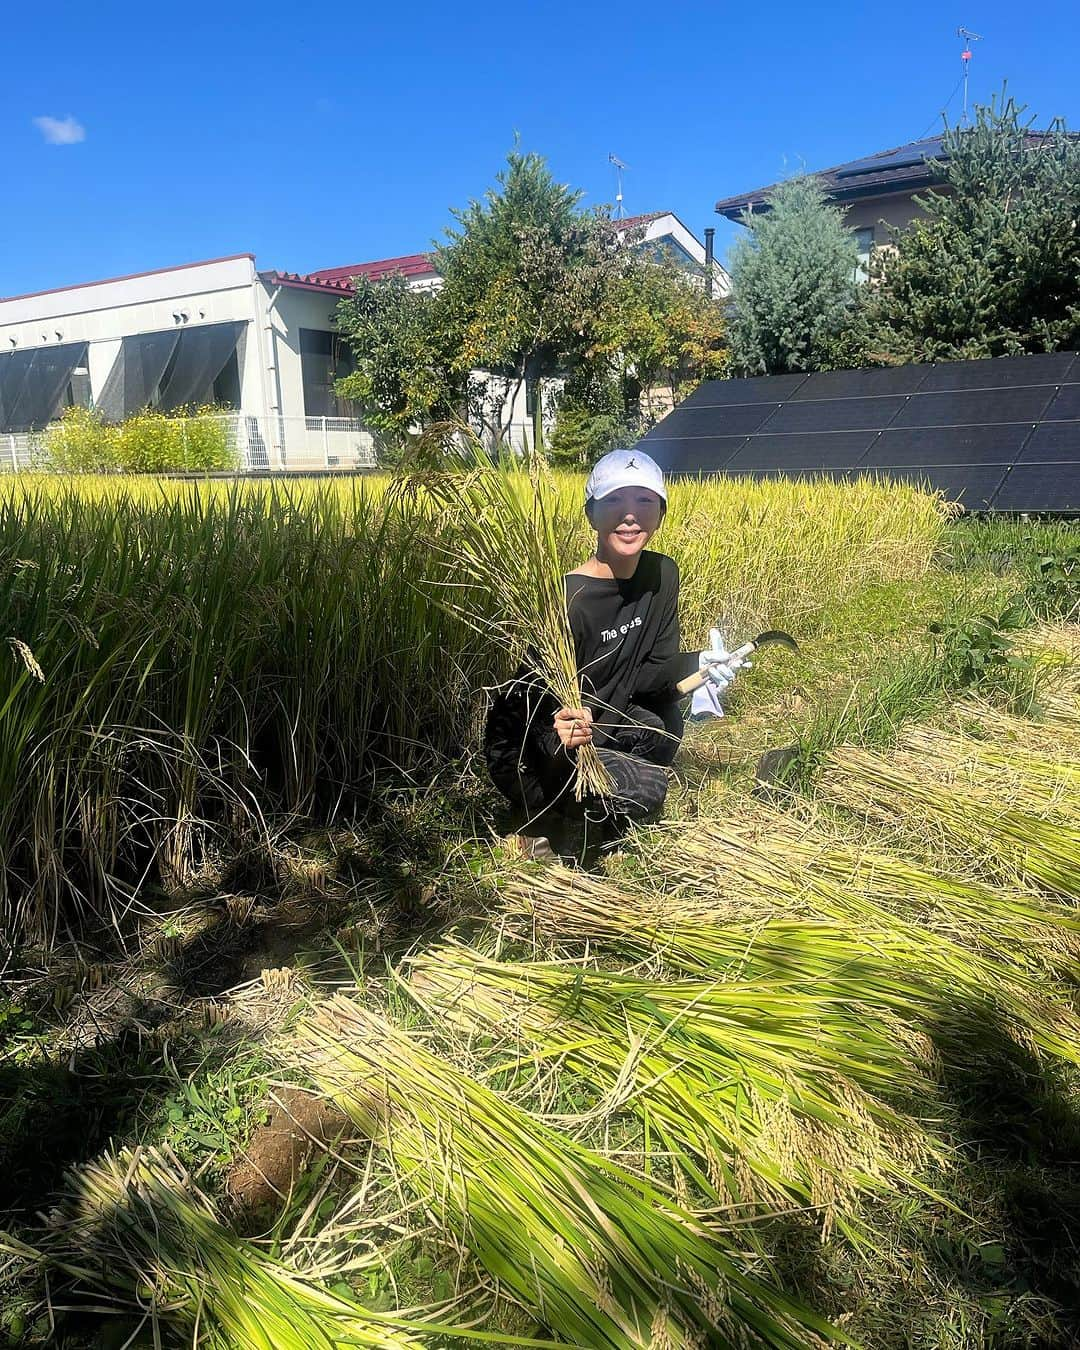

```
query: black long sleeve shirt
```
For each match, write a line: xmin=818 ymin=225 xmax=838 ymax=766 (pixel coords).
xmin=532 ymin=550 xmax=698 ymax=754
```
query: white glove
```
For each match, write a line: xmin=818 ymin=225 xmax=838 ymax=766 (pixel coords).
xmin=691 ymin=680 xmax=725 ymax=718
xmin=691 ymin=629 xmax=749 ymax=720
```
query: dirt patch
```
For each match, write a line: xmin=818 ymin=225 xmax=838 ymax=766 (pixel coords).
xmin=226 ymin=1086 xmax=346 ymax=1231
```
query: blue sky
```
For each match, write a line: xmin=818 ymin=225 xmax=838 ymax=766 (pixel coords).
xmin=4 ymin=0 xmax=1079 ymax=297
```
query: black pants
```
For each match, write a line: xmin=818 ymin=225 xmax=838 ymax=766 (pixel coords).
xmin=484 ymin=688 xmax=683 ymax=841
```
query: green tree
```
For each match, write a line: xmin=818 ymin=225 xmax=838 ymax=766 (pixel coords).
xmin=869 ymin=94 xmax=1080 ymax=362
xmin=435 ymin=150 xmax=625 ymax=448
xmin=727 ymin=175 xmax=860 ymax=375
xmin=594 ymin=254 xmax=727 ymax=422
xmin=334 ymin=274 xmax=463 ymax=455
xmin=335 ymin=149 xmax=729 ymax=457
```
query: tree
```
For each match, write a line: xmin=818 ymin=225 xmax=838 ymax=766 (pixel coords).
xmin=435 ymin=150 xmax=627 ymax=447
xmin=869 ymin=94 xmax=1080 ymax=362
xmin=593 ymin=254 xmax=727 ymax=422
xmin=726 ymin=175 xmax=860 ymax=375
xmin=334 ymin=274 xmax=463 ymax=455
xmin=334 ymin=148 xmax=729 ymax=456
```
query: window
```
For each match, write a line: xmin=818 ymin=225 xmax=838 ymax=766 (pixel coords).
xmin=299 ymin=329 xmax=356 ymax=418
xmin=852 ymin=226 xmax=874 ymax=282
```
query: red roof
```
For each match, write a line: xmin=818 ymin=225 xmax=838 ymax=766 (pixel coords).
xmin=259 ymin=270 xmax=357 ymax=297
xmin=308 ymin=253 xmax=437 ymax=284
xmin=611 ymin=211 xmax=668 ymax=230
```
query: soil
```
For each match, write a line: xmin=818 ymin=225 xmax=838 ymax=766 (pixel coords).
xmin=226 ymin=1086 xmax=347 ymax=1232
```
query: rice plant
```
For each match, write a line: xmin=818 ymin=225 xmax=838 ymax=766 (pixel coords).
xmin=893 ymin=725 xmax=1079 ymax=818
xmin=0 ymin=469 xmax=950 ymax=947
xmin=401 ymin=437 xmax=610 ymax=798
xmin=821 ymin=746 xmax=1080 ymax=899
xmin=495 ymin=856 xmax=1080 ymax=1065
xmin=405 ymin=940 xmax=943 ymax=1241
xmin=660 ymin=799 xmax=1080 ymax=979
xmin=291 ymin=997 xmax=841 ymax=1349
xmin=0 ymin=1146 xmax=427 ymax=1348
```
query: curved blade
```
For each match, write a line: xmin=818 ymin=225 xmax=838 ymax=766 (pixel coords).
xmin=751 ymin=629 xmax=800 ymax=653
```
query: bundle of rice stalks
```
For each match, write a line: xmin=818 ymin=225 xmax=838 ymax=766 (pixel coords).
xmin=893 ymin=725 xmax=1079 ymax=820
xmin=944 ymin=695 xmax=1080 ymax=762
xmin=649 ymin=802 xmax=1080 ymax=980
xmin=0 ymin=1146 xmax=424 ymax=1348
xmin=496 ymin=861 xmax=1080 ymax=1065
xmin=291 ymin=997 xmax=840 ymax=1349
xmin=821 ymin=746 xmax=1080 ymax=900
xmin=405 ymin=940 xmax=942 ymax=1240
xmin=404 ymin=436 xmax=609 ymax=799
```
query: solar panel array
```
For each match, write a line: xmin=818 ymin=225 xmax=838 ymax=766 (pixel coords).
xmin=637 ymin=352 xmax=1080 ymax=512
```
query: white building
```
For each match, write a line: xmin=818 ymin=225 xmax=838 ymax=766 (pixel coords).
xmin=0 ymin=212 xmax=728 ymax=470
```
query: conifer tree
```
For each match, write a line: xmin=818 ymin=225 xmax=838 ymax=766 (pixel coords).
xmin=727 ymin=175 xmax=860 ymax=375
xmin=870 ymin=94 xmax=1080 ymax=361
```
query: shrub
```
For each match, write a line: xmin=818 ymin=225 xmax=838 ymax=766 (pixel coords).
xmin=112 ymin=408 xmax=234 ymax=473
xmin=44 ymin=407 xmax=236 ymax=474
xmin=42 ymin=407 xmax=119 ymax=472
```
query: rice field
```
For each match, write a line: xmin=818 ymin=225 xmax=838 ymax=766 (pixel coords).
xmin=0 ymin=470 xmax=1078 ymax=1349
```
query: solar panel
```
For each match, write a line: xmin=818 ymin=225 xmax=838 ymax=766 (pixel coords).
xmin=645 ymin=436 xmax=749 ymax=474
xmin=1014 ymin=420 xmax=1080 ymax=462
xmin=890 ymin=387 xmax=1055 ymax=429
xmin=651 ymin=402 xmax=779 ymax=439
xmin=916 ymin=352 xmax=1077 ymax=391
xmin=677 ymin=373 xmax=810 ymax=407
xmin=765 ymin=395 xmax=909 ymax=434
xmin=725 ymin=467 xmax=852 ymax=483
xmin=862 ymin=424 xmax=1031 ymax=468
xmin=857 ymin=465 xmax=1009 ymax=510
xmin=789 ymin=366 xmax=930 ymax=399
xmin=633 ymin=350 xmax=1080 ymax=511
xmin=990 ymin=464 xmax=1080 ymax=513
xmin=1040 ymin=383 xmax=1080 ymax=421
xmin=834 ymin=139 xmax=946 ymax=179
xmin=725 ymin=431 xmax=880 ymax=471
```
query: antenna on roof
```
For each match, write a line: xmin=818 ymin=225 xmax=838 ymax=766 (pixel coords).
xmin=956 ymin=27 xmax=982 ymax=126
xmin=608 ymin=153 xmax=629 ymax=219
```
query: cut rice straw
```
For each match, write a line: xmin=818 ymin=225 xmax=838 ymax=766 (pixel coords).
xmin=687 ymin=798 xmax=1080 ymax=977
xmin=405 ymin=939 xmax=945 ymax=1244
xmin=290 ymin=996 xmax=844 ymax=1349
xmin=821 ymin=745 xmax=1080 ymax=900
xmin=494 ymin=856 xmax=1080 ymax=1065
xmin=0 ymin=1145 xmax=426 ymax=1349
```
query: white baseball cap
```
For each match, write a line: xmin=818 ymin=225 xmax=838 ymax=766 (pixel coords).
xmin=584 ymin=449 xmax=667 ymax=505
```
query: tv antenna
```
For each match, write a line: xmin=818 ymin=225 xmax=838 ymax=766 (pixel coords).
xmin=957 ymin=27 xmax=982 ymax=125
xmin=608 ymin=153 xmax=629 ymax=219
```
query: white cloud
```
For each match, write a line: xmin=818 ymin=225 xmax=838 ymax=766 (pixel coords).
xmin=33 ymin=115 xmax=86 ymax=146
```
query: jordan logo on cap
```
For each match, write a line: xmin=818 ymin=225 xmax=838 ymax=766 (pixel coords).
xmin=626 ymin=457 xmax=637 ymax=469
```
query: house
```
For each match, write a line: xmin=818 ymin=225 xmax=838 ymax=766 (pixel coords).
xmin=714 ymin=131 xmax=1073 ymax=275
xmin=0 ymin=253 xmax=383 ymax=469
xmin=715 ymin=135 xmax=952 ymax=270
xmin=0 ymin=212 xmax=727 ymax=469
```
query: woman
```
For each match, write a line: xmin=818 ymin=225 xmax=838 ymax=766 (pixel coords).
xmin=484 ymin=448 xmax=743 ymax=862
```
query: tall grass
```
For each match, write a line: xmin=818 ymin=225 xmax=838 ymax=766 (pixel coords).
xmin=0 ymin=471 xmax=948 ymax=946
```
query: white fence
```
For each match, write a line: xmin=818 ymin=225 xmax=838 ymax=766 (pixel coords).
xmin=224 ymin=415 xmax=378 ymax=471
xmin=1 ymin=413 xmax=380 ymax=475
